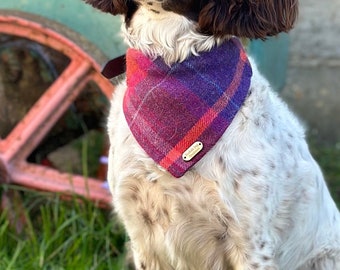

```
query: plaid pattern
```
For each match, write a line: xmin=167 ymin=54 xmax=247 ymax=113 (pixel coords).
xmin=123 ymin=38 xmax=252 ymax=178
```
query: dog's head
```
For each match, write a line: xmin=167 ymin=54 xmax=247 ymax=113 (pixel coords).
xmin=84 ymin=0 xmax=298 ymax=39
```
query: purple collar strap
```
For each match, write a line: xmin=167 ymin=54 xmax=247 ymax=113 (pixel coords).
xmin=123 ymin=38 xmax=252 ymax=178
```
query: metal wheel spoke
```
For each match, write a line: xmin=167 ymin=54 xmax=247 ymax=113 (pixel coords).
xmin=0 ymin=12 xmax=115 ymax=206
xmin=2 ymin=59 xmax=93 ymax=163
xmin=10 ymin=161 xmax=111 ymax=206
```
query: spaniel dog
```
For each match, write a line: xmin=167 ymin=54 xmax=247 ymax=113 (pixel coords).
xmin=84 ymin=0 xmax=340 ymax=269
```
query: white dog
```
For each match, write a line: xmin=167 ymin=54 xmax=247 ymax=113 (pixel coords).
xmin=85 ymin=0 xmax=340 ymax=269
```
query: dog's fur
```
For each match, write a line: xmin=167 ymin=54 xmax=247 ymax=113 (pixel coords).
xmin=85 ymin=0 xmax=340 ymax=269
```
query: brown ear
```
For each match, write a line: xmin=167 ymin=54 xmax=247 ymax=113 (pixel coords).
xmin=84 ymin=0 xmax=137 ymax=16
xmin=84 ymin=0 xmax=116 ymax=14
xmin=198 ymin=0 xmax=298 ymax=39
xmin=162 ymin=0 xmax=201 ymax=21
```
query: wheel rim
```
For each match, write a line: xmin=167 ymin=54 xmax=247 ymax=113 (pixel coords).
xmin=0 ymin=13 xmax=114 ymax=206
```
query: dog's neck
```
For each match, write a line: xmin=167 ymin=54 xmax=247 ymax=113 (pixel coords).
xmin=122 ymin=5 xmax=227 ymax=65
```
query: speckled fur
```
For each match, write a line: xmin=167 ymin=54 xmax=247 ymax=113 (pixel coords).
xmin=105 ymin=1 xmax=340 ymax=269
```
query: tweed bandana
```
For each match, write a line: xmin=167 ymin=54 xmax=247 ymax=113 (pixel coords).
xmin=123 ymin=38 xmax=252 ymax=178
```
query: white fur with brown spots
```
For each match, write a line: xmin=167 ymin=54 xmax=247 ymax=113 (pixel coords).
xmin=84 ymin=0 xmax=340 ymax=269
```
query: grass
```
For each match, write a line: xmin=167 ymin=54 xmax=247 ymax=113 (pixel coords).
xmin=0 ymin=135 xmax=338 ymax=270
xmin=72 ymin=130 xmax=105 ymax=178
xmin=309 ymin=138 xmax=340 ymax=208
xmin=0 ymin=186 xmax=128 ymax=270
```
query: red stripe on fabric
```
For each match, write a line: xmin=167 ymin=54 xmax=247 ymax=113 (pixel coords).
xmin=214 ymin=56 xmax=247 ymax=109
xmin=159 ymin=54 xmax=247 ymax=170
xmin=159 ymin=109 xmax=217 ymax=169
xmin=124 ymin=89 xmax=188 ymax=171
xmin=126 ymin=49 xmax=153 ymax=89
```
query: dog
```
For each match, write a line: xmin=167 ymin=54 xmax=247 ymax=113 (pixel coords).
xmin=84 ymin=1 xmax=340 ymax=269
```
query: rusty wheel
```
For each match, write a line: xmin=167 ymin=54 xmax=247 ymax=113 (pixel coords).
xmin=0 ymin=10 xmax=114 ymax=206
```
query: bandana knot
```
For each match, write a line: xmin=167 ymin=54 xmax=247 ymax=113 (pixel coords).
xmin=123 ymin=38 xmax=252 ymax=178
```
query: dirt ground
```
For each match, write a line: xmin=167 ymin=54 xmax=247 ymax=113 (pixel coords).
xmin=281 ymin=0 xmax=340 ymax=145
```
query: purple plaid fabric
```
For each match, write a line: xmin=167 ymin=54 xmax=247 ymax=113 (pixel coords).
xmin=123 ymin=38 xmax=252 ymax=178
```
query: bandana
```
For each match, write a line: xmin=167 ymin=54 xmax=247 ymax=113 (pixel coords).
xmin=123 ymin=38 xmax=252 ymax=178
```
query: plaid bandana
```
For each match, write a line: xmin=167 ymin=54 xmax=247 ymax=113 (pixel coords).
xmin=123 ymin=38 xmax=252 ymax=178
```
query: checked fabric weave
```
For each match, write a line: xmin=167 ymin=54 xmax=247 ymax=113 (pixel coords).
xmin=123 ymin=38 xmax=253 ymax=178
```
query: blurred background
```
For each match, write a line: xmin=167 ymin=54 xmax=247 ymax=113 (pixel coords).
xmin=283 ymin=0 xmax=340 ymax=145
xmin=0 ymin=0 xmax=339 ymax=269
xmin=282 ymin=0 xmax=340 ymax=207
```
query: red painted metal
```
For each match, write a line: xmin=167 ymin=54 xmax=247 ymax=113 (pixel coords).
xmin=0 ymin=14 xmax=114 ymax=206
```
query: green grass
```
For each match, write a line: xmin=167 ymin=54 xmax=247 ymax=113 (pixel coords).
xmin=73 ymin=130 xmax=105 ymax=178
xmin=309 ymin=139 xmax=340 ymax=208
xmin=0 ymin=186 xmax=128 ymax=270
xmin=0 ymin=136 xmax=338 ymax=270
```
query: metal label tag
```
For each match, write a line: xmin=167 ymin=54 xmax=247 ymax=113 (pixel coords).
xmin=182 ymin=141 xmax=203 ymax=161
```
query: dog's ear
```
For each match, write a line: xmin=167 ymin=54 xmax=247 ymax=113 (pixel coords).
xmin=162 ymin=0 xmax=201 ymax=21
xmin=84 ymin=0 xmax=138 ymax=19
xmin=163 ymin=0 xmax=298 ymax=39
xmin=84 ymin=0 xmax=114 ymax=14
xmin=198 ymin=0 xmax=298 ymax=39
